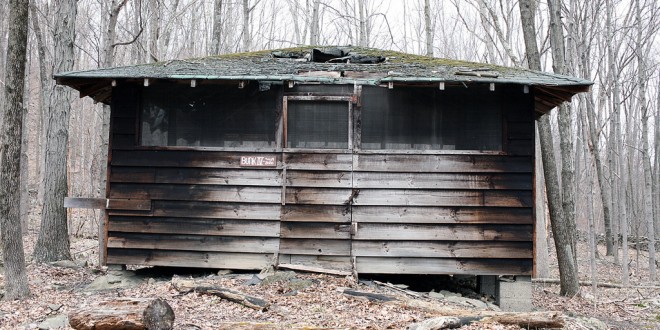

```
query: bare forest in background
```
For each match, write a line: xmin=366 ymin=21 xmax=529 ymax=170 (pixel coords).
xmin=0 ymin=0 xmax=658 ymax=286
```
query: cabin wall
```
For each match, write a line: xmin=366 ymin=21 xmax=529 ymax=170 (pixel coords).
xmin=103 ymin=83 xmax=534 ymax=275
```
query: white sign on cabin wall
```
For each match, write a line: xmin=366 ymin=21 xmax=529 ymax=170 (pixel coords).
xmin=239 ymin=155 xmax=277 ymax=167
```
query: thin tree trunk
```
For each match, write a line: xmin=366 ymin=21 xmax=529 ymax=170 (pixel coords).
xmin=358 ymin=0 xmax=367 ymax=47
xmin=424 ymin=0 xmax=433 ymax=57
xmin=548 ymin=0 xmax=578 ymax=267
xmin=242 ymin=0 xmax=250 ymax=51
xmin=535 ymin=123 xmax=550 ymax=278
xmin=33 ymin=0 xmax=77 ymax=263
xmin=0 ymin=0 xmax=30 ymax=300
xmin=309 ymin=0 xmax=320 ymax=45
xmin=148 ymin=0 xmax=159 ymax=62
xmin=654 ymin=74 xmax=660 ymax=242
xmin=637 ymin=0 xmax=655 ymax=281
xmin=518 ymin=0 xmax=580 ymax=296
xmin=29 ymin=1 xmax=50 ymax=226
xmin=211 ymin=0 xmax=223 ymax=54
xmin=603 ymin=0 xmax=617 ymax=257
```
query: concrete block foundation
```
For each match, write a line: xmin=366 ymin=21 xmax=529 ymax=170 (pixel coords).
xmin=478 ymin=275 xmax=532 ymax=312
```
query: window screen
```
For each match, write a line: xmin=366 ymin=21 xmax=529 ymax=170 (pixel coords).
xmin=286 ymin=101 xmax=349 ymax=149
xmin=141 ymin=83 xmax=277 ymax=147
xmin=361 ymin=86 xmax=501 ymax=151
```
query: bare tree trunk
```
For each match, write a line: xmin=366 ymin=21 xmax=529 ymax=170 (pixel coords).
xmin=603 ymin=0 xmax=617 ymax=257
xmin=519 ymin=0 xmax=580 ymax=297
xmin=211 ymin=0 xmax=223 ymax=54
xmin=242 ymin=0 xmax=250 ymax=51
xmin=594 ymin=0 xmax=621 ymax=262
xmin=148 ymin=0 xmax=159 ymax=62
xmin=33 ymin=0 xmax=77 ymax=263
xmin=0 ymin=0 xmax=30 ymax=300
xmin=29 ymin=1 xmax=50 ymax=226
xmin=548 ymin=0 xmax=578 ymax=267
xmin=424 ymin=0 xmax=433 ymax=56
xmin=358 ymin=0 xmax=367 ymax=47
xmin=654 ymin=74 xmax=660 ymax=242
xmin=637 ymin=0 xmax=655 ymax=281
xmin=309 ymin=0 xmax=320 ymax=45
xmin=535 ymin=123 xmax=550 ymax=278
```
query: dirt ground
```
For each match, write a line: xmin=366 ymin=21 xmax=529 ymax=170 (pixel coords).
xmin=0 ymin=225 xmax=659 ymax=329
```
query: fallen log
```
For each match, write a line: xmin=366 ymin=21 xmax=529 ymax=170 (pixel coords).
xmin=69 ymin=298 xmax=174 ymax=330
xmin=533 ymin=278 xmax=660 ymax=289
xmin=172 ymin=277 xmax=270 ymax=311
xmin=341 ymin=288 xmax=398 ymax=302
xmin=407 ymin=311 xmax=564 ymax=329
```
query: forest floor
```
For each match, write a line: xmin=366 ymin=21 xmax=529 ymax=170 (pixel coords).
xmin=0 ymin=226 xmax=659 ymax=329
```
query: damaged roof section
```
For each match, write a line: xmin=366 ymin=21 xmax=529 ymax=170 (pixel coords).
xmin=54 ymin=46 xmax=592 ymax=115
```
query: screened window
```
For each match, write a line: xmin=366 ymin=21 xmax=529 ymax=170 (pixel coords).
xmin=361 ymin=86 xmax=502 ymax=151
xmin=140 ymin=83 xmax=278 ymax=147
xmin=286 ymin=100 xmax=349 ymax=149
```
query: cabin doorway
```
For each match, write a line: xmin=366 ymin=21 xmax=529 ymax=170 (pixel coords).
xmin=278 ymin=95 xmax=357 ymax=273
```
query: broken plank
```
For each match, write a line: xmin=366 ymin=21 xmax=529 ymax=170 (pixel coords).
xmin=277 ymin=263 xmax=351 ymax=276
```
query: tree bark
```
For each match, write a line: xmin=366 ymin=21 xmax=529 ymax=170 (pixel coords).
xmin=309 ymin=0 xmax=320 ymax=45
xmin=210 ymin=0 xmax=223 ymax=54
xmin=358 ymin=0 xmax=367 ymax=47
xmin=548 ymin=0 xmax=578 ymax=267
xmin=33 ymin=0 xmax=77 ymax=263
xmin=603 ymin=0 xmax=617 ymax=257
xmin=29 ymin=1 xmax=50 ymax=227
xmin=637 ymin=0 xmax=656 ymax=281
xmin=424 ymin=0 xmax=433 ymax=57
xmin=0 ymin=0 xmax=30 ymax=300
xmin=148 ymin=0 xmax=160 ymax=62
xmin=68 ymin=298 xmax=174 ymax=330
xmin=518 ymin=0 xmax=580 ymax=297
xmin=534 ymin=123 xmax=550 ymax=278
xmin=242 ymin=0 xmax=250 ymax=52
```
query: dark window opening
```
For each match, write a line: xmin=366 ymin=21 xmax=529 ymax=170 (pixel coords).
xmin=286 ymin=100 xmax=349 ymax=149
xmin=361 ymin=86 xmax=502 ymax=151
xmin=140 ymin=83 xmax=278 ymax=147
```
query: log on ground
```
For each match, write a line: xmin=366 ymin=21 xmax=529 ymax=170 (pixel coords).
xmin=69 ymin=298 xmax=174 ymax=330
xmin=407 ymin=311 xmax=564 ymax=329
xmin=172 ymin=277 xmax=270 ymax=311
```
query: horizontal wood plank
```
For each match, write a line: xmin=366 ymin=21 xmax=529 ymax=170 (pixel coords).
xmin=110 ymin=184 xmax=281 ymax=204
xmin=151 ymin=201 xmax=281 ymax=220
xmin=284 ymin=153 xmax=352 ymax=171
xmin=285 ymin=188 xmax=353 ymax=205
xmin=280 ymin=254 xmax=352 ymax=272
xmin=280 ymin=222 xmax=351 ymax=239
xmin=64 ymin=197 xmax=106 ymax=209
xmin=106 ymin=199 xmax=151 ymax=211
xmin=353 ymin=189 xmax=532 ymax=207
xmin=351 ymin=206 xmax=532 ymax=224
xmin=111 ymin=167 xmax=282 ymax=186
xmin=107 ymin=249 xmax=272 ymax=269
xmin=112 ymin=150 xmax=282 ymax=169
xmin=279 ymin=239 xmax=351 ymax=256
xmin=282 ymin=205 xmax=351 ymax=223
xmin=353 ymin=172 xmax=531 ymax=190
xmin=107 ymin=233 xmax=278 ymax=253
xmin=286 ymin=171 xmax=352 ymax=188
xmin=356 ymin=257 xmax=532 ymax=275
xmin=353 ymin=154 xmax=532 ymax=173
xmin=109 ymin=217 xmax=280 ymax=237
xmin=353 ymin=223 xmax=533 ymax=241
xmin=352 ymin=241 xmax=532 ymax=258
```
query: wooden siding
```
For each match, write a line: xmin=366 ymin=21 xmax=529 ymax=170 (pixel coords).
xmin=105 ymin=83 xmax=535 ymax=274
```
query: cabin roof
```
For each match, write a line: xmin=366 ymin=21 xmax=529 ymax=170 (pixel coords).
xmin=55 ymin=46 xmax=592 ymax=115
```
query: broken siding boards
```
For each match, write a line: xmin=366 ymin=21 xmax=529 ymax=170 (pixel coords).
xmin=279 ymin=152 xmax=353 ymax=270
xmin=349 ymin=152 xmax=533 ymax=275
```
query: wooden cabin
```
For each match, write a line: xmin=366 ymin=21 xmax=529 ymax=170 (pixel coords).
xmin=57 ymin=47 xmax=590 ymax=277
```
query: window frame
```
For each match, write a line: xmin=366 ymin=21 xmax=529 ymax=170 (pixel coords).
xmin=282 ymin=95 xmax=354 ymax=152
